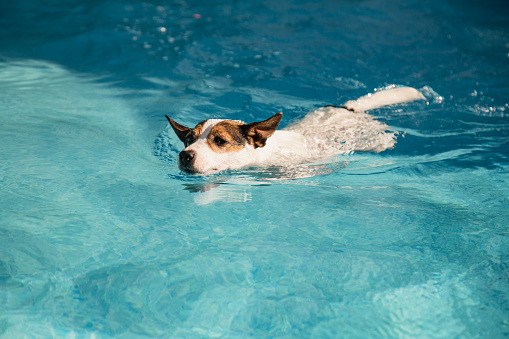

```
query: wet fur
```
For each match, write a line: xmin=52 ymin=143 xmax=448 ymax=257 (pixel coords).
xmin=166 ymin=87 xmax=425 ymax=174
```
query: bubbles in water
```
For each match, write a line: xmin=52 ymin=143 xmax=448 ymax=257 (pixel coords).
xmin=420 ymin=86 xmax=444 ymax=104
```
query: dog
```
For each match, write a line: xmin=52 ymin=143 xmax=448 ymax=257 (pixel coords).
xmin=166 ymin=87 xmax=425 ymax=174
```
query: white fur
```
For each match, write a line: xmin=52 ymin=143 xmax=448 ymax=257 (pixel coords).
xmin=343 ymin=87 xmax=425 ymax=112
xmin=177 ymin=87 xmax=424 ymax=174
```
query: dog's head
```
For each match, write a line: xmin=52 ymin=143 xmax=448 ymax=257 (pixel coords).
xmin=165 ymin=113 xmax=282 ymax=174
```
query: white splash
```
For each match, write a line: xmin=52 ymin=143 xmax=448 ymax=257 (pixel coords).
xmin=272 ymin=87 xmax=426 ymax=166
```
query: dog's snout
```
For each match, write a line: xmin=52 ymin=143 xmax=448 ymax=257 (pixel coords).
xmin=179 ymin=150 xmax=196 ymax=166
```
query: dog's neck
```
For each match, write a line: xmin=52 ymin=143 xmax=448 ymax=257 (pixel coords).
xmin=250 ymin=130 xmax=310 ymax=167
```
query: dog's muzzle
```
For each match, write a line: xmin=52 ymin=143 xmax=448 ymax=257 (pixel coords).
xmin=178 ymin=150 xmax=196 ymax=172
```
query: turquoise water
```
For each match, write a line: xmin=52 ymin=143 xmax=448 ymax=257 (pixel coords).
xmin=1 ymin=0 xmax=508 ymax=337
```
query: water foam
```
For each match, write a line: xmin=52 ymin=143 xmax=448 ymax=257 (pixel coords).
xmin=285 ymin=106 xmax=397 ymax=160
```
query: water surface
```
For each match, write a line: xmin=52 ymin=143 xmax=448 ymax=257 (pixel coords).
xmin=0 ymin=0 xmax=508 ymax=337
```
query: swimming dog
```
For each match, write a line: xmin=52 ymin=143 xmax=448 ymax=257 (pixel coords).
xmin=166 ymin=87 xmax=425 ymax=174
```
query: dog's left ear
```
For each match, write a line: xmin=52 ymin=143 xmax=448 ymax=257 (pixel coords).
xmin=243 ymin=113 xmax=283 ymax=148
xmin=165 ymin=115 xmax=191 ymax=144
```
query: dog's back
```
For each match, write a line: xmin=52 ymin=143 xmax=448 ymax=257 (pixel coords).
xmin=267 ymin=87 xmax=425 ymax=165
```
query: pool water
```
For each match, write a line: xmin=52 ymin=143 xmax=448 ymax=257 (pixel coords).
xmin=1 ymin=0 xmax=508 ymax=337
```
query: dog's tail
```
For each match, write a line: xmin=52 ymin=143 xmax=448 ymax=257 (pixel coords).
xmin=343 ymin=87 xmax=425 ymax=112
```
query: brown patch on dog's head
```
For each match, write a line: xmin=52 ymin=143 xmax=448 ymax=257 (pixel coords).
xmin=206 ymin=120 xmax=248 ymax=153
xmin=166 ymin=113 xmax=283 ymax=151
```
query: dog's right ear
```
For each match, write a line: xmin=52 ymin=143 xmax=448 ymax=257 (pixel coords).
xmin=243 ymin=112 xmax=283 ymax=148
xmin=165 ymin=115 xmax=190 ymax=144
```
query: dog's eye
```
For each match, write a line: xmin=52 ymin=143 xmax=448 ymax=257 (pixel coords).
xmin=214 ymin=136 xmax=227 ymax=146
xmin=185 ymin=135 xmax=194 ymax=146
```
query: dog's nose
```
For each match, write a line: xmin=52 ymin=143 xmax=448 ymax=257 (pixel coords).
xmin=179 ymin=150 xmax=196 ymax=166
